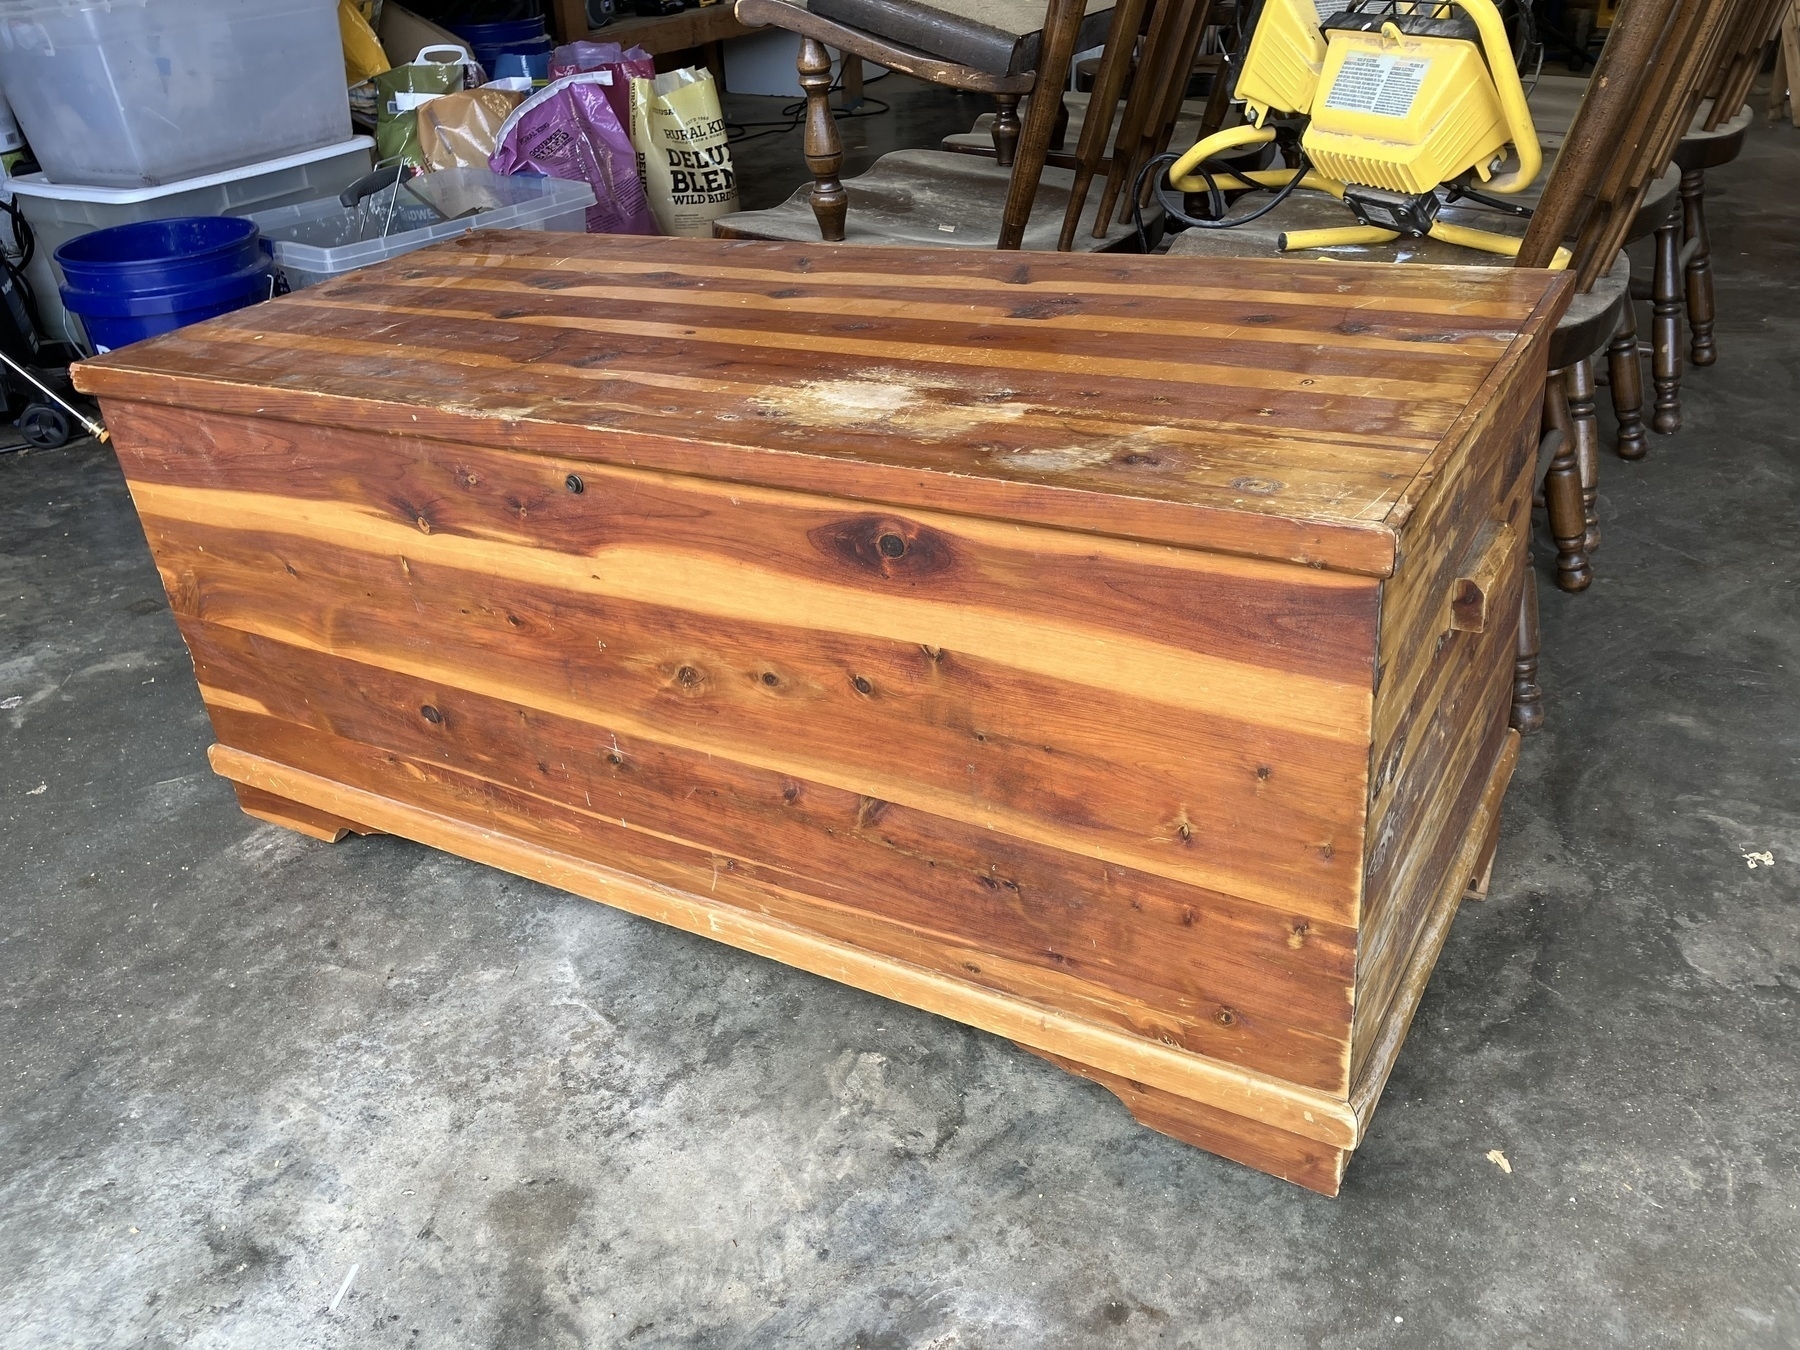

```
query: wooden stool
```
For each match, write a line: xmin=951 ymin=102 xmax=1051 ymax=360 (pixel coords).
xmin=1674 ymin=101 xmax=1754 ymax=368
xmin=724 ymin=0 xmax=1117 ymax=249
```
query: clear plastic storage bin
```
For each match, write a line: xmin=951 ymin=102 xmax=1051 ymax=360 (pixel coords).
xmin=250 ymin=170 xmax=596 ymax=290
xmin=6 ymin=138 xmax=374 ymax=346
xmin=0 ymin=0 xmax=352 ymax=188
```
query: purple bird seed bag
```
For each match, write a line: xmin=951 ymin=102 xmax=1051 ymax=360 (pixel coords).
xmin=491 ymin=72 xmax=658 ymax=235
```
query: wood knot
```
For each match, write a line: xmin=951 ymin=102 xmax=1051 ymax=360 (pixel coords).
xmin=420 ymin=705 xmax=442 ymax=724
xmin=1214 ymin=1006 xmax=1238 ymax=1027
xmin=761 ymin=671 xmax=779 ymax=687
xmin=810 ymin=514 xmax=955 ymax=580
xmin=1288 ymin=922 xmax=1310 ymax=950
xmin=1229 ymin=476 xmax=1283 ymax=496
xmin=851 ymin=675 xmax=874 ymax=696
xmin=675 ymin=665 xmax=704 ymax=690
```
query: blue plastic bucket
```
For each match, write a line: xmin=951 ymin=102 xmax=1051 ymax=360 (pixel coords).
xmin=56 ymin=216 xmax=273 ymax=351
xmin=450 ymin=16 xmax=551 ymax=75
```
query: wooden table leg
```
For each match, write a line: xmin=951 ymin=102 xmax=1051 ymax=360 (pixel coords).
xmin=837 ymin=50 xmax=864 ymax=110
xmin=1542 ymin=375 xmax=1591 ymax=592
xmin=1607 ymin=296 xmax=1648 ymax=460
xmin=992 ymin=94 xmax=1022 ymax=167
xmin=1511 ymin=559 xmax=1544 ymax=736
xmin=1680 ymin=167 xmax=1717 ymax=367
xmin=1651 ymin=217 xmax=1683 ymax=432
xmin=798 ymin=37 xmax=848 ymax=242
xmin=1566 ymin=358 xmax=1601 ymax=557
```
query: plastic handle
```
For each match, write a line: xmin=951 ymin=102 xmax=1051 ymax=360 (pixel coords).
xmin=1448 ymin=0 xmax=1541 ymax=194
xmin=414 ymin=44 xmax=471 ymax=65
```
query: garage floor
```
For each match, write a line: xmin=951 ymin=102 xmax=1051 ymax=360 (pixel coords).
xmin=2 ymin=88 xmax=1796 ymax=1350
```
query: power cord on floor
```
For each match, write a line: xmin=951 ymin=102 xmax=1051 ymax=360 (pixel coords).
xmin=725 ymin=83 xmax=892 ymax=146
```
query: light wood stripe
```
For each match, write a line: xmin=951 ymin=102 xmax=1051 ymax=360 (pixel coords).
xmin=133 ymin=480 xmax=1372 ymax=737
xmin=356 ymin=269 xmax=1518 ymax=361
xmin=426 ymin=239 xmax=1548 ymax=320
xmin=176 ymin=324 xmax=1449 ymax=463
xmin=280 ymin=295 xmax=1474 ymax=402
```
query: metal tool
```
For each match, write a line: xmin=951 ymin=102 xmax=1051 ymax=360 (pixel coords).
xmin=0 ymin=348 xmax=108 ymax=444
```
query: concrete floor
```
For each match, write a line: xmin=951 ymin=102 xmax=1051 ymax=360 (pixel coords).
xmin=2 ymin=91 xmax=1798 ymax=1350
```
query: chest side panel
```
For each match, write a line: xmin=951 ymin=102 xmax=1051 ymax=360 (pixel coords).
xmin=1351 ymin=351 xmax=1543 ymax=1084
xmin=111 ymin=400 xmax=1381 ymax=1095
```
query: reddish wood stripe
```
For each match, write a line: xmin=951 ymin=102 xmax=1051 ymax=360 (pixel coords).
xmin=191 ymin=622 xmax=1358 ymax=1090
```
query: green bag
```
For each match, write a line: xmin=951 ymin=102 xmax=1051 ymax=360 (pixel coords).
xmin=375 ymin=45 xmax=469 ymax=168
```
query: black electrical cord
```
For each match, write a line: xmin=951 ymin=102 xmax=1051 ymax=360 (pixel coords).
xmin=0 ymin=197 xmax=42 ymax=326
xmin=1132 ymin=144 xmax=1314 ymax=251
xmin=725 ymin=88 xmax=892 ymax=147
xmin=2 ymin=196 xmax=34 ymax=273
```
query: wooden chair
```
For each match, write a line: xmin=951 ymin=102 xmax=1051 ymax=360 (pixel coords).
xmin=1770 ymin=0 xmax=1800 ymax=123
xmin=720 ymin=0 xmax=1125 ymax=249
xmin=1674 ymin=0 xmax=1787 ymax=365
xmin=1163 ymin=0 xmax=1752 ymax=735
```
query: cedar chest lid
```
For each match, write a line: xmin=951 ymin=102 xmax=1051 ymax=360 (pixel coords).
xmin=72 ymin=232 xmax=1571 ymax=578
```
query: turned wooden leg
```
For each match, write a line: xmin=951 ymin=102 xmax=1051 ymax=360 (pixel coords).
xmin=1681 ymin=167 xmax=1717 ymax=367
xmin=232 ymin=781 xmax=382 ymax=844
xmin=1511 ymin=563 xmax=1544 ymax=736
xmin=1542 ymin=374 xmax=1591 ymax=592
xmin=1566 ymin=359 xmax=1601 ymax=556
xmin=1652 ymin=217 xmax=1683 ymax=432
xmin=798 ymin=37 xmax=847 ymax=242
xmin=991 ymin=94 xmax=1022 ymax=168
xmin=1607 ymin=297 xmax=1648 ymax=460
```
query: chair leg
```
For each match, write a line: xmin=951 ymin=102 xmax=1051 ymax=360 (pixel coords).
xmin=1681 ymin=166 xmax=1717 ymax=367
xmin=1652 ymin=216 xmax=1683 ymax=432
xmin=992 ymin=94 xmax=1022 ymax=168
xmin=1566 ymin=358 xmax=1601 ymax=557
xmin=1543 ymin=372 xmax=1591 ymax=592
xmin=1511 ymin=562 xmax=1544 ymax=736
xmin=798 ymin=37 xmax=847 ymax=242
xmin=1607 ymin=298 xmax=1648 ymax=460
xmin=997 ymin=0 xmax=1088 ymax=251
xmin=1050 ymin=93 xmax=1070 ymax=153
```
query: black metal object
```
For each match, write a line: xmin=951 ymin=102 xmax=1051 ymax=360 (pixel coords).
xmin=1344 ymin=185 xmax=1442 ymax=236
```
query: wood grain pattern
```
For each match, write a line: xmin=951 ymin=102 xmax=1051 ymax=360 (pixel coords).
xmin=78 ymin=234 xmax=1566 ymax=1191
xmin=210 ymin=742 xmax=1364 ymax=1147
xmin=75 ymin=232 xmax=1569 ymax=577
xmin=1354 ymin=351 xmax=1543 ymax=1081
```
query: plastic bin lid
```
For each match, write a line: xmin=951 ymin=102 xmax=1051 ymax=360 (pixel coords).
xmin=3 ymin=137 xmax=374 ymax=206
xmin=252 ymin=170 xmax=595 ymax=275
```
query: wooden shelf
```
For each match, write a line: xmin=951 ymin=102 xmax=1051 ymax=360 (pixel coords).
xmin=551 ymin=0 xmax=758 ymax=53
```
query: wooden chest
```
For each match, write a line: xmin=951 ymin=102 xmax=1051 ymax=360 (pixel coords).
xmin=74 ymin=234 xmax=1569 ymax=1194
